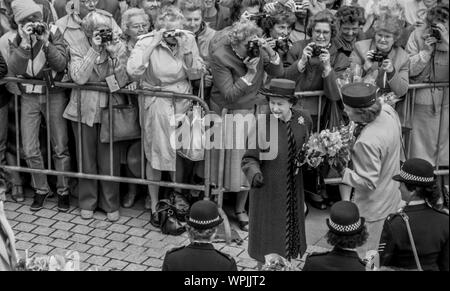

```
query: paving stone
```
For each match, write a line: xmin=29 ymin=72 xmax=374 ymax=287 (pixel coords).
xmin=137 ymin=212 xmax=151 ymax=221
xmin=106 ymin=249 xmax=128 ymax=260
xmin=34 ymin=217 xmax=56 ymax=227
xmin=123 ymin=244 xmax=146 ymax=255
xmin=120 ymin=207 xmax=143 ymax=218
xmin=107 ymin=232 xmax=129 ymax=242
xmin=15 ymin=213 xmax=37 ymax=223
xmin=144 ymin=240 xmax=166 ymax=249
xmin=93 ymin=212 xmax=107 ymax=221
xmin=145 ymin=248 xmax=164 ymax=259
xmin=15 ymin=240 xmax=35 ymax=251
xmin=89 ymin=229 xmax=111 ymax=238
xmin=52 ymin=221 xmax=75 ymax=231
xmin=161 ymin=235 xmax=187 ymax=245
xmin=107 ymin=224 xmax=130 ymax=234
xmin=221 ymin=246 xmax=244 ymax=257
xmin=50 ymin=230 xmax=72 ymax=240
xmin=125 ymin=236 xmax=148 ymax=247
xmin=4 ymin=210 xmax=20 ymax=220
xmin=72 ymin=225 xmax=94 ymax=235
xmin=125 ymin=227 xmax=148 ymax=237
xmin=124 ymin=253 xmax=147 ymax=265
xmin=68 ymin=243 xmax=92 ymax=253
xmin=3 ymin=201 xmax=21 ymax=211
xmin=87 ymin=246 xmax=110 ymax=256
xmin=31 ymin=235 xmax=54 ymax=245
xmin=104 ymin=259 xmax=128 ymax=270
xmin=15 ymin=232 xmax=37 ymax=242
xmin=34 ymin=208 xmax=58 ymax=218
xmin=53 ymin=212 xmax=76 ymax=222
xmin=123 ymin=263 xmax=147 ymax=271
xmin=144 ymin=231 xmax=167 ymax=241
xmin=89 ymin=220 xmax=112 ymax=230
xmin=143 ymin=258 xmax=163 ymax=268
xmin=105 ymin=241 xmax=129 ymax=251
xmin=8 ymin=220 xmax=19 ymax=228
xmin=16 ymin=205 xmax=35 ymax=215
xmin=30 ymin=244 xmax=54 ymax=254
xmin=86 ymin=255 xmax=109 ymax=266
xmin=237 ymin=258 xmax=258 ymax=269
xmin=32 ymin=226 xmax=55 ymax=236
xmin=50 ymin=239 xmax=73 ymax=249
xmin=146 ymin=266 xmax=160 ymax=271
xmin=71 ymin=216 xmax=93 ymax=226
xmin=125 ymin=218 xmax=148 ymax=228
xmin=88 ymin=237 xmax=109 ymax=247
xmin=70 ymin=233 xmax=92 ymax=244
xmin=14 ymin=222 xmax=37 ymax=233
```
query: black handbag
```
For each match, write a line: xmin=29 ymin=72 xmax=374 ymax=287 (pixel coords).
xmin=170 ymin=192 xmax=190 ymax=222
xmin=156 ymin=199 xmax=186 ymax=236
xmin=100 ymin=95 xmax=141 ymax=143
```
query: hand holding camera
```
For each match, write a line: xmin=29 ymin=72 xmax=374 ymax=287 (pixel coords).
xmin=243 ymin=56 xmax=260 ymax=74
xmin=301 ymin=42 xmax=314 ymax=63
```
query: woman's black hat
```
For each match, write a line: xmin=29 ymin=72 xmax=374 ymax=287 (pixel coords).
xmin=187 ymin=200 xmax=224 ymax=230
xmin=392 ymin=158 xmax=436 ymax=187
xmin=259 ymin=79 xmax=297 ymax=100
xmin=326 ymin=201 xmax=365 ymax=236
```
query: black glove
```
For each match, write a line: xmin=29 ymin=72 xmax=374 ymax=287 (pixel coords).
xmin=252 ymin=173 xmax=264 ymax=188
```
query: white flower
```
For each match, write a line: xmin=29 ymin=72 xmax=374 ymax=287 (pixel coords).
xmin=298 ymin=116 xmax=305 ymax=125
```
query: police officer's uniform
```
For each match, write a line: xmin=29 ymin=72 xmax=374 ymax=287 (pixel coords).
xmin=303 ymin=248 xmax=366 ymax=271
xmin=162 ymin=243 xmax=237 ymax=271
xmin=379 ymin=203 xmax=449 ymax=271
xmin=161 ymin=200 xmax=238 ymax=271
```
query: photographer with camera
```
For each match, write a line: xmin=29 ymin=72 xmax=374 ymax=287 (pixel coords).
xmin=8 ymin=0 xmax=72 ymax=212
xmin=62 ymin=11 xmax=129 ymax=222
xmin=406 ymin=4 xmax=449 ymax=170
xmin=209 ymin=19 xmax=284 ymax=231
xmin=333 ymin=5 xmax=365 ymax=57
xmin=261 ymin=8 xmax=297 ymax=66
xmin=284 ymin=10 xmax=350 ymax=209
xmin=350 ymin=12 xmax=410 ymax=98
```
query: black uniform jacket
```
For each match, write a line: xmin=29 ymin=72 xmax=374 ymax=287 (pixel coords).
xmin=302 ymin=248 xmax=366 ymax=271
xmin=162 ymin=242 xmax=238 ymax=271
xmin=379 ymin=203 xmax=449 ymax=271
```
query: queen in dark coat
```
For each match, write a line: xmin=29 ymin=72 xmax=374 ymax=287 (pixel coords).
xmin=242 ymin=79 xmax=312 ymax=264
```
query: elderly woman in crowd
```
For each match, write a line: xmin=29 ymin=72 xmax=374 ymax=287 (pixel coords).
xmin=406 ymin=4 xmax=449 ymax=170
xmin=209 ymin=19 xmax=284 ymax=231
xmin=284 ymin=10 xmax=350 ymax=209
xmin=135 ymin=0 xmax=162 ymax=31
xmin=350 ymin=13 xmax=410 ymax=98
xmin=379 ymin=158 xmax=449 ymax=271
xmin=63 ymin=11 xmax=129 ymax=222
xmin=118 ymin=8 xmax=151 ymax=209
xmin=333 ymin=5 xmax=366 ymax=57
xmin=127 ymin=6 xmax=202 ymax=227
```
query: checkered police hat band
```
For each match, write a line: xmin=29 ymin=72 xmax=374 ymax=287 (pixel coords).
xmin=189 ymin=216 xmax=221 ymax=225
xmin=329 ymin=219 xmax=361 ymax=233
xmin=400 ymin=170 xmax=434 ymax=183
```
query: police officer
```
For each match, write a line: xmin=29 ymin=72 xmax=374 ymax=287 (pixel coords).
xmin=162 ymin=200 xmax=238 ymax=271
xmin=379 ymin=158 xmax=449 ymax=271
xmin=303 ymin=201 xmax=368 ymax=271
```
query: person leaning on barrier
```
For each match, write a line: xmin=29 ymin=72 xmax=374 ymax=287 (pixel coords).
xmin=406 ymin=4 xmax=449 ymax=170
xmin=63 ymin=10 xmax=129 ymax=222
xmin=378 ymin=158 xmax=449 ymax=271
xmin=303 ymin=201 xmax=368 ymax=271
xmin=350 ymin=11 xmax=410 ymax=97
xmin=8 ymin=0 xmax=72 ymax=213
xmin=162 ymin=200 xmax=238 ymax=271
xmin=338 ymin=82 xmax=403 ymax=256
xmin=127 ymin=6 xmax=203 ymax=228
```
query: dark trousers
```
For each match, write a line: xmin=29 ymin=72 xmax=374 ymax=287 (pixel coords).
xmin=72 ymin=122 xmax=120 ymax=213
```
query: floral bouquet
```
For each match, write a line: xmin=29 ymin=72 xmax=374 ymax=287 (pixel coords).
xmin=297 ymin=122 xmax=356 ymax=176
xmin=261 ymin=254 xmax=297 ymax=271
xmin=15 ymin=250 xmax=84 ymax=271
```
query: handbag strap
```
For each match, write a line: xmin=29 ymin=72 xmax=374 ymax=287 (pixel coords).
xmin=399 ymin=211 xmax=423 ymax=271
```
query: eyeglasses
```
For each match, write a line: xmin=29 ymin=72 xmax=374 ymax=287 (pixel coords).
xmin=375 ymin=33 xmax=394 ymax=40
xmin=130 ymin=23 xmax=150 ymax=30
xmin=313 ymin=30 xmax=331 ymax=36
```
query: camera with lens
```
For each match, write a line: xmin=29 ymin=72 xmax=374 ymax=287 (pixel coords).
xmin=31 ymin=22 xmax=47 ymax=36
xmin=431 ymin=25 xmax=441 ymax=42
xmin=275 ymin=37 xmax=290 ymax=53
xmin=98 ymin=28 xmax=113 ymax=44
xmin=249 ymin=13 xmax=269 ymax=22
xmin=369 ymin=51 xmax=388 ymax=63
xmin=247 ymin=40 xmax=261 ymax=59
xmin=311 ymin=44 xmax=325 ymax=57
xmin=163 ymin=30 xmax=183 ymax=39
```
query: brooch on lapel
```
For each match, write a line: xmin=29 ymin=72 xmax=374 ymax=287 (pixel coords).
xmin=298 ymin=116 xmax=305 ymax=125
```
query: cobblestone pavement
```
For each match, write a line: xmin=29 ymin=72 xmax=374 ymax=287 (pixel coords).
xmin=4 ymin=195 xmax=330 ymax=271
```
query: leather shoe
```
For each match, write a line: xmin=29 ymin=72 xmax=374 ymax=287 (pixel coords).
xmin=107 ymin=211 xmax=120 ymax=222
xmin=122 ymin=192 xmax=136 ymax=208
xmin=81 ymin=210 xmax=94 ymax=220
xmin=236 ymin=211 xmax=249 ymax=232
xmin=30 ymin=193 xmax=48 ymax=212
xmin=150 ymin=211 xmax=160 ymax=228
xmin=11 ymin=185 xmax=25 ymax=203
